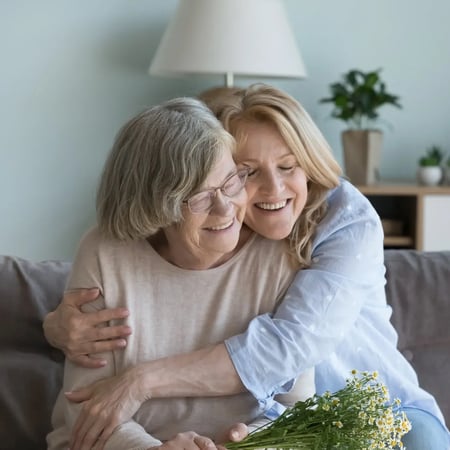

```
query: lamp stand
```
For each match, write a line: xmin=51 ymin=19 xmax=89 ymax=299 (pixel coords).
xmin=225 ymin=72 xmax=234 ymax=87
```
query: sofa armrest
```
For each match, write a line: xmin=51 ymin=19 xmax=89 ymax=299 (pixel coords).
xmin=0 ymin=256 xmax=70 ymax=449
xmin=384 ymin=250 xmax=450 ymax=426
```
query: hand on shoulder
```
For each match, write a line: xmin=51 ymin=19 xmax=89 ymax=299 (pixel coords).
xmin=43 ymin=288 xmax=131 ymax=368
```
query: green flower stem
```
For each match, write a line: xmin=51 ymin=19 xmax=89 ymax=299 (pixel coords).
xmin=224 ymin=371 xmax=411 ymax=450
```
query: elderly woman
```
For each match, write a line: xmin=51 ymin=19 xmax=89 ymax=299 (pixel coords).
xmin=46 ymin=86 xmax=449 ymax=450
xmin=46 ymin=97 xmax=315 ymax=450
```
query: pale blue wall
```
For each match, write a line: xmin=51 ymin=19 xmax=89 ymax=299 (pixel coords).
xmin=1 ymin=0 xmax=449 ymax=260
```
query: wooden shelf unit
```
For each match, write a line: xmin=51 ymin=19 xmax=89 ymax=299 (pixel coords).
xmin=356 ymin=181 xmax=450 ymax=250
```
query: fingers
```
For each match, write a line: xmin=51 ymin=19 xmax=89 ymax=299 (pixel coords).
xmin=69 ymin=335 xmax=128 ymax=357
xmin=56 ymin=289 xmax=132 ymax=362
xmin=70 ymin=404 xmax=102 ymax=450
xmin=71 ymin=408 xmax=120 ymax=450
xmin=68 ymin=354 xmax=108 ymax=369
xmin=193 ymin=435 xmax=216 ymax=449
xmin=70 ymin=408 xmax=88 ymax=450
xmin=67 ymin=338 xmax=129 ymax=366
xmin=157 ymin=432 xmax=218 ymax=450
xmin=88 ymin=337 xmax=128 ymax=353
xmin=168 ymin=432 xmax=217 ymax=450
xmin=82 ymin=321 xmax=131 ymax=344
xmin=95 ymin=422 xmax=117 ymax=450
xmin=63 ymin=288 xmax=130 ymax=328
xmin=65 ymin=300 xmax=131 ymax=361
xmin=226 ymin=423 xmax=248 ymax=442
xmin=63 ymin=289 xmax=132 ymax=329
xmin=86 ymin=307 xmax=130 ymax=328
xmin=64 ymin=288 xmax=101 ymax=307
xmin=65 ymin=388 xmax=91 ymax=403
xmin=74 ymin=325 xmax=131 ymax=349
xmin=66 ymin=319 xmax=131 ymax=358
xmin=66 ymin=334 xmax=128 ymax=367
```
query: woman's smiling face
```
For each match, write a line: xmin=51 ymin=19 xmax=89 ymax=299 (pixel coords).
xmin=235 ymin=121 xmax=308 ymax=240
xmin=163 ymin=149 xmax=248 ymax=268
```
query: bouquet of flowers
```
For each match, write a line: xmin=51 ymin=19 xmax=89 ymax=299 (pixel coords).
xmin=226 ymin=370 xmax=411 ymax=450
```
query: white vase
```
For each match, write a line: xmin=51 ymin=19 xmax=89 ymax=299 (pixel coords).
xmin=446 ymin=167 xmax=450 ymax=185
xmin=416 ymin=166 xmax=443 ymax=186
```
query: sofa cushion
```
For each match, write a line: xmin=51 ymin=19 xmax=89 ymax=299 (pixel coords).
xmin=0 ymin=256 xmax=71 ymax=450
xmin=384 ymin=250 xmax=450 ymax=425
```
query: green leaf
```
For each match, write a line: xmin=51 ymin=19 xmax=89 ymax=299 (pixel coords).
xmin=319 ymin=68 xmax=402 ymax=128
xmin=365 ymin=71 xmax=379 ymax=88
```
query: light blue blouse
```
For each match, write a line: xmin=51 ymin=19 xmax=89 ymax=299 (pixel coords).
xmin=225 ymin=178 xmax=446 ymax=427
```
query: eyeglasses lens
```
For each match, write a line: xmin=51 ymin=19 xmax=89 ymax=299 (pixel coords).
xmin=187 ymin=169 xmax=248 ymax=214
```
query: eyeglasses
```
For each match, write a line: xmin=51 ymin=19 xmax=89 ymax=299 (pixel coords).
xmin=184 ymin=168 xmax=249 ymax=214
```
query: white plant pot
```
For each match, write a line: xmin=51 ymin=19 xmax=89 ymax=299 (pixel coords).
xmin=416 ymin=166 xmax=443 ymax=186
xmin=446 ymin=167 xmax=450 ymax=185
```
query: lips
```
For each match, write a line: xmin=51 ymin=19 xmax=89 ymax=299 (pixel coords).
xmin=255 ymin=200 xmax=287 ymax=211
xmin=205 ymin=219 xmax=234 ymax=231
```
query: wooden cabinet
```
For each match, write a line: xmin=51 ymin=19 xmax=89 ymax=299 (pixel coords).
xmin=356 ymin=182 xmax=450 ymax=251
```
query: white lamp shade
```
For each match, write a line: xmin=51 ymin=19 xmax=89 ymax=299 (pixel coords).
xmin=149 ymin=0 xmax=306 ymax=83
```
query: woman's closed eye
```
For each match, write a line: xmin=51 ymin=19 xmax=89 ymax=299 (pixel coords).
xmin=244 ymin=166 xmax=297 ymax=178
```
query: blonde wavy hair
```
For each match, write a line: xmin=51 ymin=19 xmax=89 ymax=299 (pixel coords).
xmin=199 ymin=84 xmax=342 ymax=267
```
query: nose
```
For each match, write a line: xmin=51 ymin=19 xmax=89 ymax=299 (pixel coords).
xmin=260 ymin=170 xmax=284 ymax=195
xmin=210 ymin=189 xmax=233 ymax=215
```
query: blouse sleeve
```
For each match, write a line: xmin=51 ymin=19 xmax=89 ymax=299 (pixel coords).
xmin=225 ymin=181 xmax=386 ymax=412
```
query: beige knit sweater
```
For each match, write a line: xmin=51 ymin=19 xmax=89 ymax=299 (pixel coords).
xmin=47 ymin=227 xmax=315 ymax=450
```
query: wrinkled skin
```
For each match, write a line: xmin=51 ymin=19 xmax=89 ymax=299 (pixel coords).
xmin=150 ymin=424 xmax=248 ymax=450
xmin=67 ymin=372 xmax=248 ymax=450
xmin=43 ymin=288 xmax=131 ymax=368
xmin=67 ymin=368 xmax=143 ymax=450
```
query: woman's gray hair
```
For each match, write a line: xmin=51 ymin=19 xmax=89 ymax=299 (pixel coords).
xmin=96 ymin=97 xmax=235 ymax=240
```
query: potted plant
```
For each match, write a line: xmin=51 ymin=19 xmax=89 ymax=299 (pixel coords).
xmin=417 ymin=145 xmax=444 ymax=186
xmin=320 ymin=68 xmax=401 ymax=185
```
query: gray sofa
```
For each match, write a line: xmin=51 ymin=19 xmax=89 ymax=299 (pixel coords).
xmin=0 ymin=250 xmax=449 ymax=449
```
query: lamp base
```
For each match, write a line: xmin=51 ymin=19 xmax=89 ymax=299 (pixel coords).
xmin=225 ymin=72 xmax=234 ymax=87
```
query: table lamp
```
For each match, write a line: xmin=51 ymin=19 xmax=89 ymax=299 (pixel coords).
xmin=149 ymin=0 xmax=306 ymax=87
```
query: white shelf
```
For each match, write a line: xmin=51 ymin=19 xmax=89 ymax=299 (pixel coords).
xmin=357 ymin=181 xmax=450 ymax=250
